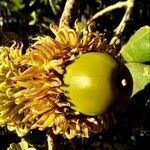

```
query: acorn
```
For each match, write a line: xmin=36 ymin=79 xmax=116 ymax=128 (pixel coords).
xmin=0 ymin=23 xmax=133 ymax=139
xmin=63 ymin=52 xmax=133 ymax=116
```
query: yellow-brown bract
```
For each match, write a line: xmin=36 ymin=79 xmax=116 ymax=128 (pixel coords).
xmin=0 ymin=22 xmax=132 ymax=139
xmin=63 ymin=52 xmax=133 ymax=116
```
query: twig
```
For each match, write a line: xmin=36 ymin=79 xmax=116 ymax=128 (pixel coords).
xmin=59 ymin=0 xmax=76 ymax=28
xmin=47 ymin=134 xmax=54 ymax=150
xmin=87 ymin=0 xmax=135 ymax=45
xmin=87 ymin=1 xmax=127 ymax=25
xmin=110 ymin=0 xmax=135 ymax=45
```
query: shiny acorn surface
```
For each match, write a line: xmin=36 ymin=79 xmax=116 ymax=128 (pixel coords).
xmin=63 ymin=52 xmax=133 ymax=116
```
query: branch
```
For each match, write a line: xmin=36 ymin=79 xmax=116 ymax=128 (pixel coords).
xmin=87 ymin=0 xmax=135 ymax=45
xmin=110 ymin=0 xmax=135 ymax=45
xmin=59 ymin=0 xmax=76 ymax=28
xmin=87 ymin=1 xmax=127 ymax=25
xmin=47 ymin=134 xmax=54 ymax=150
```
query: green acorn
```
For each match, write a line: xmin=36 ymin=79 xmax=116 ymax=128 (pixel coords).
xmin=63 ymin=52 xmax=133 ymax=116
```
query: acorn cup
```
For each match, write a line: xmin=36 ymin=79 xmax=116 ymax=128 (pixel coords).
xmin=0 ymin=22 xmax=133 ymax=140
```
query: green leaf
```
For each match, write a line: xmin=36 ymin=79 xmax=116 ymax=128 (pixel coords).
xmin=126 ymin=63 xmax=150 ymax=96
xmin=121 ymin=26 xmax=150 ymax=63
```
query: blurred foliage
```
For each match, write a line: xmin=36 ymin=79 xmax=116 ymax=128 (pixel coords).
xmin=0 ymin=0 xmax=149 ymax=39
xmin=0 ymin=0 xmax=150 ymax=149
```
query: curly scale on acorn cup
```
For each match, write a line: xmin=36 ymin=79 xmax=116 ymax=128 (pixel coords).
xmin=0 ymin=22 xmax=133 ymax=139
